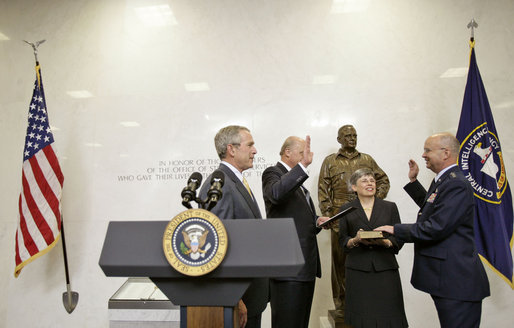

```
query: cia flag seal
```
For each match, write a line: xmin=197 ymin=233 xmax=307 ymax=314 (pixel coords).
xmin=163 ymin=209 xmax=228 ymax=276
xmin=459 ymin=123 xmax=508 ymax=204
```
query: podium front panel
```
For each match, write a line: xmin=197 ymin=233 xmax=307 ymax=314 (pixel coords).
xmin=99 ymin=218 xmax=304 ymax=278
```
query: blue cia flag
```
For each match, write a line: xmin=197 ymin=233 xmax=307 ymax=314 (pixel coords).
xmin=456 ymin=41 xmax=514 ymax=288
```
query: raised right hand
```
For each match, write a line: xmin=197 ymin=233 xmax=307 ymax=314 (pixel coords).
xmin=301 ymin=135 xmax=313 ymax=167
xmin=408 ymin=159 xmax=419 ymax=182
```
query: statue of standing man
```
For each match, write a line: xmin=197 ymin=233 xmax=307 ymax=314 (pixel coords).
xmin=318 ymin=125 xmax=390 ymax=323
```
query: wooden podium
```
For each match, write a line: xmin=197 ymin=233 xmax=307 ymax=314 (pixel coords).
xmin=99 ymin=219 xmax=304 ymax=328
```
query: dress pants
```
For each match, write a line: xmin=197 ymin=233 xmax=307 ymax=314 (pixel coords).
xmin=245 ymin=314 xmax=262 ymax=328
xmin=432 ymin=295 xmax=483 ymax=328
xmin=270 ymin=279 xmax=316 ymax=328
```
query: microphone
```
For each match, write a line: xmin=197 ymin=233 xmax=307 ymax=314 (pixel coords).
xmin=207 ymin=170 xmax=225 ymax=210
xmin=181 ymin=172 xmax=203 ymax=208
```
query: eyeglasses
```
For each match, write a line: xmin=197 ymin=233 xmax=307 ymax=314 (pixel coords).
xmin=423 ymin=147 xmax=447 ymax=154
xmin=358 ymin=178 xmax=376 ymax=184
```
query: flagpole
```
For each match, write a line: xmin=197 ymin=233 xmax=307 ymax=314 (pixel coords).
xmin=60 ymin=216 xmax=79 ymax=313
xmin=23 ymin=40 xmax=79 ymax=313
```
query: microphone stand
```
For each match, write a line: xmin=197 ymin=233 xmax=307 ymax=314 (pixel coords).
xmin=180 ymin=182 xmax=222 ymax=210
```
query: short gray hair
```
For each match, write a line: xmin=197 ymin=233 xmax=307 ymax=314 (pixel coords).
xmin=350 ymin=167 xmax=375 ymax=186
xmin=214 ymin=125 xmax=250 ymax=160
xmin=436 ymin=133 xmax=460 ymax=159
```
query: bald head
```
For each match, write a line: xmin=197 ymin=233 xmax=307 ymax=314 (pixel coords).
xmin=280 ymin=136 xmax=305 ymax=168
xmin=422 ymin=133 xmax=461 ymax=173
xmin=432 ymin=133 xmax=460 ymax=160
xmin=280 ymin=136 xmax=303 ymax=155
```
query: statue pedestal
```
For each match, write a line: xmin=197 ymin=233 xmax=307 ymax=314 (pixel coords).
xmin=327 ymin=310 xmax=352 ymax=328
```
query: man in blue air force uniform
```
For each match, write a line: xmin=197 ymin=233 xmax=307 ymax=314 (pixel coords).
xmin=376 ymin=133 xmax=490 ymax=328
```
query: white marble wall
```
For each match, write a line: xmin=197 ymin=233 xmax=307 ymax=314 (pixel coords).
xmin=1 ymin=0 xmax=513 ymax=327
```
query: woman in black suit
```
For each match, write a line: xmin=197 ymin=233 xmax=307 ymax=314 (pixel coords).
xmin=339 ymin=168 xmax=408 ymax=328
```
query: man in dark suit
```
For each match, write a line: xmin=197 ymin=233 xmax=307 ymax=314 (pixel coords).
xmin=262 ymin=135 xmax=329 ymax=328
xmin=199 ymin=125 xmax=268 ymax=328
xmin=376 ymin=133 xmax=490 ymax=328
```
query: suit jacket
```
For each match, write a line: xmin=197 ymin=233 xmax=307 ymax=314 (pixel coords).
xmin=199 ymin=163 xmax=268 ymax=317
xmin=395 ymin=166 xmax=490 ymax=301
xmin=262 ymin=162 xmax=321 ymax=281
xmin=338 ymin=198 xmax=402 ymax=272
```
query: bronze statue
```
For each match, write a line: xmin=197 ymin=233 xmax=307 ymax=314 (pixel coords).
xmin=318 ymin=125 xmax=390 ymax=321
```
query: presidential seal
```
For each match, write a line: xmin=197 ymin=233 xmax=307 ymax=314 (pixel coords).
xmin=459 ymin=122 xmax=508 ymax=204
xmin=163 ymin=209 xmax=228 ymax=276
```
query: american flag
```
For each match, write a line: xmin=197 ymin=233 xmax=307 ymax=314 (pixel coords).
xmin=15 ymin=65 xmax=64 ymax=277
